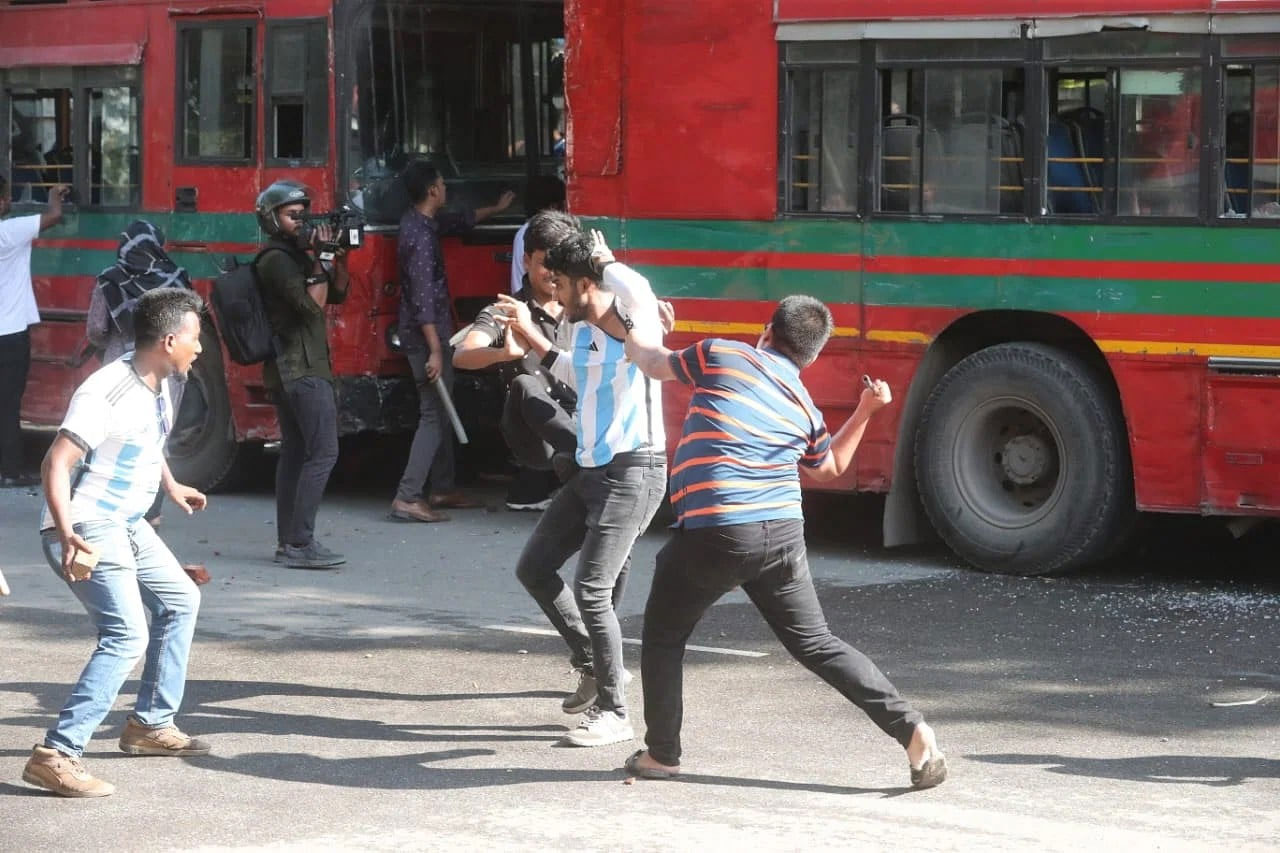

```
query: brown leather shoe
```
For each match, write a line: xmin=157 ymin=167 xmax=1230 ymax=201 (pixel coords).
xmin=428 ymin=492 xmax=484 ymax=510
xmin=22 ymin=745 xmax=115 ymax=797
xmin=118 ymin=716 xmax=211 ymax=756
xmin=388 ymin=498 xmax=449 ymax=523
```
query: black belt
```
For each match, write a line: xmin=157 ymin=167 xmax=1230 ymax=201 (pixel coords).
xmin=592 ymin=448 xmax=666 ymax=469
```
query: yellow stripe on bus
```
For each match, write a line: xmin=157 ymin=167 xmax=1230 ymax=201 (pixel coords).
xmin=1096 ymin=339 xmax=1280 ymax=358
xmin=673 ymin=320 xmax=860 ymax=338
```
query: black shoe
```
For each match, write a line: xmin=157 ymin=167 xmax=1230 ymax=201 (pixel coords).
xmin=282 ymin=542 xmax=345 ymax=569
xmin=551 ymin=452 xmax=579 ymax=484
xmin=0 ymin=474 xmax=39 ymax=489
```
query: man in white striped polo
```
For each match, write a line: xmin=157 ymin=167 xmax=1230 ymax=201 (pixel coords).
xmin=497 ymin=225 xmax=667 ymax=747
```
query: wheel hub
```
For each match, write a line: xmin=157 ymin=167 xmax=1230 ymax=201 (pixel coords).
xmin=1000 ymin=433 xmax=1049 ymax=485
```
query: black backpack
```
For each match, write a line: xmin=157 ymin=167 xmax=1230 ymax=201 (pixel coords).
xmin=210 ymin=249 xmax=281 ymax=365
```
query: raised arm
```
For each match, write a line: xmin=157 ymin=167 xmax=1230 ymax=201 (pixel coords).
xmin=806 ymin=380 xmax=892 ymax=482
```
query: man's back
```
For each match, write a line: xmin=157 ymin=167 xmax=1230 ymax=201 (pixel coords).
xmin=0 ymin=214 xmax=41 ymax=335
xmin=667 ymin=338 xmax=830 ymax=528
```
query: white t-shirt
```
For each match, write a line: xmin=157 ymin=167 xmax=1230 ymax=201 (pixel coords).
xmin=510 ymin=221 xmax=529 ymax=294
xmin=40 ymin=355 xmax=170 ymax=529
xmin=0 ymin=214 xmax=41 ymax=336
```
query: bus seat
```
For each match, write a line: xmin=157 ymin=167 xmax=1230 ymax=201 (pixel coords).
xmin=1224 ymin=110 xmax=1251 ymax=214
xmin=881 ymin=115 xmax=921 ymax=212
xmin=997 ymin=116 xmax=1024 ymax=214
xmin=932 ymin=118 xmax=999 ymax=214
xmin=1047 ymin=118 xmax=1093 ymax=214
xmin=1060 ymin=106 xmax=1105 ymax=186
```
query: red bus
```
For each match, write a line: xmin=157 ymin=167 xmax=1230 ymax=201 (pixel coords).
xmin=567 ymin=0 xmax=1280 ymax=575
xmin=2 ymin=0 xmax=562 ymax=487
xmin=10 ymin=0 xmax=1280 ymax=575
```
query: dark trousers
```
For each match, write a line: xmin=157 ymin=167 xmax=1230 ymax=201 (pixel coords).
xmin=396 ymin=347 xmax=455 ymax=502
xmin=502 ymin=373 xmax=576 ymax=503
xmin=0 ymin=329 xmax=31 ymax=477
xmin=641 ymin=518 xmax=923 ymax=766
xmin=515 ymin=453 xmax=667 ymax=717
xmin=273 ymin=376 xmax=339 ymax=547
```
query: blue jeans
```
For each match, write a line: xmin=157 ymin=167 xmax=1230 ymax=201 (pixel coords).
xmin=40 ymin=518 xmax=201 ymax=757
xmin=515 ymin=451 xmax=667 ymax=717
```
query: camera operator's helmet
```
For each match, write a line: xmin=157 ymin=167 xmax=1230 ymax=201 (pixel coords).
xmin=255 ymin=180 xmax=311 ymax=236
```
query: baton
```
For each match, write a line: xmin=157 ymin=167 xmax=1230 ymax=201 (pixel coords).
xmin=432 ymin=375 xmax=469 ymax=445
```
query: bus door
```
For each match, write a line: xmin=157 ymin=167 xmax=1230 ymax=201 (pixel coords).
xmin=340 ymin=0 xmax=565 ymax=327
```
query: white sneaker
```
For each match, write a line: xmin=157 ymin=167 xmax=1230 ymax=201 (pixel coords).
xmin=560 ymin=706 xmax=634 ymax=747
xmin=506 ymin=497 xmax=553 ymax=512
xmin=562 ymin=667 xmax=633 ymax=714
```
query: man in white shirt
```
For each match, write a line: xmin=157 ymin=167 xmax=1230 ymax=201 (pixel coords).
xmin=22 ymin=288 xmax=211 ymax=798
xmin=0 ymin=177 xmax=67 ymax=487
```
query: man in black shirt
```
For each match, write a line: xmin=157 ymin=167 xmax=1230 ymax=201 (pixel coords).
xmin=454 ymin=211 xmax=578 ymax=510
xmin=254 ymin=180 xmax=350 ymax=569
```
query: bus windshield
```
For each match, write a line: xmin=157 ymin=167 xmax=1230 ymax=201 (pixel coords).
xmin=341 ymin=0 xmax=564 ymax=226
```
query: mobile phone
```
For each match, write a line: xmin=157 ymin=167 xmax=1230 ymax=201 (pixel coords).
xmin=862 ymin=374 xmax=874 ymax=390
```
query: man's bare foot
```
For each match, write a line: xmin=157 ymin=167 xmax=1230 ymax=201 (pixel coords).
xmin=907 ymin=722 xmax=947 ymax=789
xmin=624 ymin=749 xmax=680 ymax=780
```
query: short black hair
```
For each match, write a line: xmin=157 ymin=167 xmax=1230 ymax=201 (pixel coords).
xmin=524 ymin=209 xmax=581 ymax=255
xmin=133 ymin=289 xmax=204 ymax=349
xmin=401 ymin=160 xmax=441 ymax=205
xmin=769 ymin=295 xmax=832 ymax=367
xmin=543 ymin=232 xmax=598 ymax=283
xmin=525 ymin=175 xmax=566 ymax=213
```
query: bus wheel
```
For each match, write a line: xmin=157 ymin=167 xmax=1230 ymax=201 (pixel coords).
xmin=914 ymin=342 xmax=1130 ymax=576
xmin=167 ymin=327 xmax=240 ymax=492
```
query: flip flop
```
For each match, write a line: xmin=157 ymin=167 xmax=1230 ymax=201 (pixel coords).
xmin=910 ymin=755 xmax=948 ymax=790
xmin=624 ymin=749 xmax=680 ymax=780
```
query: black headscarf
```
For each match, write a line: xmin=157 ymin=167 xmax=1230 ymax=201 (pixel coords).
xmin=95 ymin=220 xmax=192 ymax=338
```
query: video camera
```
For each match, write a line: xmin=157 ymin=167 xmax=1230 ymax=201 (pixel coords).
xmin=296 ymin=205 xmax=366 ymax=260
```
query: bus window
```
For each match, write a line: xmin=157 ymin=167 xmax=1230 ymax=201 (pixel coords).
xmin=1047 ymin=71 xmax=1110 ymax=215
xmin=1219 ymin=48 xmax=1280 ymax=220
xmin=876 ymin=65 xmax=1024 ymax=216
xmin=783 ymin=67 xmax=858 ymax=214
xmin=266 ymin=21 xmax=328 ymax=165
xmin=2 ymin=65 xmax=138 ymax=207
xmin=177 ymin=23 xmax=255 ymax=162
xmin=1117 ymin=68 xmax=1200 ymax=217
xmin=345 ymin=1 xmax=563 ymax=225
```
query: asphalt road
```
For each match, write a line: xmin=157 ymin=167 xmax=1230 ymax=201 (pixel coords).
xmin=1 ymin=442 xmax=1277 ymax=851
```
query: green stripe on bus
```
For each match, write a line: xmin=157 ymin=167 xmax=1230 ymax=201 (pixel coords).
xmin=631 ymin=265 xmax=858 ymax=302
xmin=47 ymin=211 xmax=261 ymax=242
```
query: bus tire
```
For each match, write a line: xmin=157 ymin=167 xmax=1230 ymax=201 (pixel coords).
xmin=914 ymin=342 xmax=1131 ymax=576
xmin=167 ymin=326 xmax=241 ymax=492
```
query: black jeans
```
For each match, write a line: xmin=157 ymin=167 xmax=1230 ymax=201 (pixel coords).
xmin=0 ymin=329 xmax=31 ymax=477
xmin=501 ymin=373 xmax=577 ymax=470
xmin=641 ymin=519 xmax=923 ymax=766
xmin=273 ymin=376 xmax=339 ymax=547
xmin=515 ymin=452 xmax=667 ymax=716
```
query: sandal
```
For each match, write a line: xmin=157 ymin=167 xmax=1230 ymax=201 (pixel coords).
xmin=910 ymin=755 xmax=948 ymax=790
xmin=624 ymin=749 xmax=680 ymax=780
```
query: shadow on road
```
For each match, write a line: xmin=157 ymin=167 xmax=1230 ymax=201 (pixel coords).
xmin=971 ymin=752 xmax=1280 ymax=786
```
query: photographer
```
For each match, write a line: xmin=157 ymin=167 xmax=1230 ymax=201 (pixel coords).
xmin=254 ymin=180 xmax=350 ymax=569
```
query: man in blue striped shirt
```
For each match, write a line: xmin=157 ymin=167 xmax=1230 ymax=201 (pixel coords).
xmin=620 ymin=294 xmax=947 ymax=789
xmin=497 ymin=227 xmax=666 ymax=747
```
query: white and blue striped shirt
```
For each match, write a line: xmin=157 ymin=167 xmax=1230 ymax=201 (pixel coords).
xmin=40 ymin=355 xmax=169 ymax=529
xmin=564 ymin=322 xmax=665 ymax=467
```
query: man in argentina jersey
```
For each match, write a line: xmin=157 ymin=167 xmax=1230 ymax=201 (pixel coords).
xmin=498 ymin=227 xmax=666 ymax=748
xmin=22 ymin=290 xmax=212 ymax=799
xmin=619 ymin=294 xmax=948 ymax=790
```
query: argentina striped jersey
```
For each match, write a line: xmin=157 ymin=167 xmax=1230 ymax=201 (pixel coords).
xmin=667 ymin=339 xmax=830 ymax=528
xmin=568 ymin=322 xmax=665 ymax=467
xmin=39 ymin=356 xmax=169 ymax=529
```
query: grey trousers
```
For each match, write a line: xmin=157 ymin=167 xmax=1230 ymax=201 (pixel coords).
xmin=395 ymin=346 xmax=456 ymax=502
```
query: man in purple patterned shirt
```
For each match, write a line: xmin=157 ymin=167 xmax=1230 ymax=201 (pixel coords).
xmin=390 ymin=161 xmax=514 ymax=523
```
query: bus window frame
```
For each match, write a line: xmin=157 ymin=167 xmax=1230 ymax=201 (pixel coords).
xmin=264 ymin=17 xmax=330 ymax=168
xmin=1 ymin=64 xmax=142 ymax=211
xmin=174 ymin=19 xmax=258 ymax=167
xmin=775 ymin=31 xmax=1280 ymax=228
